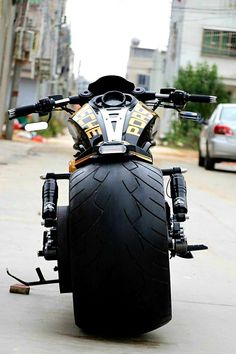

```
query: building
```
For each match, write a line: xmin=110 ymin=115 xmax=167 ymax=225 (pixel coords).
xmin=17 ymin=0 xmax=75 ymax=106
xmin=0 ymin=1 xmax=16 ymax=137
xmin=55 ymin=24 xmax=77 ymax=97
xmin=126 ymin=39 xmax=167 ymax=137
xmin=161 ymin=0 xmax=236 ymax=135
xmin=126 ymin=39 xmax=166 ymax=91
xmin=78 ymin=75 xmax=90 ymax=94
xmin=0 ymin=0 xmax=76 ymax=138
xmin=165 ymin=0 xmax=236 ymax=99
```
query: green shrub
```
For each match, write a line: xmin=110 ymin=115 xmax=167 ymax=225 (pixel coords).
xmin=166 ymin=62 xmax=230 ymax=149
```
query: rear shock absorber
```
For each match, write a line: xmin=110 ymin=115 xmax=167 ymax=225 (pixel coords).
xmin=170 ymin=167 xmax=188 ymax=221
xmin=39 ymin=173 xmax=70 ymax=261
xmin=42 ymin=174 xmax=58 ymax=227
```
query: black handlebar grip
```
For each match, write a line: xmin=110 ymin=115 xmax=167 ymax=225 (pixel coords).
xmin=188 ymin=94 xmax=217 ymax=104
xmin=132 ymin=91 xmax=156 ymax=101
xmin=69 ymin=96 xmax=82 ymax=104
xmin=8 ymin=105 xmax=36 ymax=120
xmin=142 ymin=92 xmax=157 ymax=101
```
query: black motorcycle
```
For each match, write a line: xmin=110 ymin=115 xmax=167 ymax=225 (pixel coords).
xmin=8 ymin=75 xmax=216 ymax=336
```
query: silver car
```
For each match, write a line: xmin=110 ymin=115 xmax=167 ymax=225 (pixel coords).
xmin=199 ymin=103 xmax=236 ymax=170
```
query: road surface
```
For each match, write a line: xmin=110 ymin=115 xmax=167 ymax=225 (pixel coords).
xmin=0 ymin=137 xmax=235 ymax=353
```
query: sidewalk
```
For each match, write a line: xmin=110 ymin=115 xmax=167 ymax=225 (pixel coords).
xmin=0 ymin=134 xmax=198 ymax=166
xmin=0 ymin=132 xmax=75 ymax=165
xmin=0 ymin=138 xmax=35 ymax=165
xmin=152 ymin=145 xmax=198 ymax=162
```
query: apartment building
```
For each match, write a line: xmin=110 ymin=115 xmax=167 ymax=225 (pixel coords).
xmin=0 ymin=0 xmax=75 ymax=137
xmin=126 ymin=39 xmax=166 ymax=91
xmin=165 ymin=0 xmax=236 ymax=99
xmin=18 ymin=0 xmax=74 ymax=106
xmin=159 ymin=0 xmax=236 ymax=134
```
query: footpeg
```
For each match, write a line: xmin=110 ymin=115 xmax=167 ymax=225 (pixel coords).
xmin=177 ymin=252 xmax=193 ymax=259
xmin=169 ymin=233 xmax=208 ymax=259
xmin=187 ymin=244 xmax=208 ymax=252
xmin=177 ymin=244 xmax=208 ymax=259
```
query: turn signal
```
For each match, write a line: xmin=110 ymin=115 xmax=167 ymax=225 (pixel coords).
xmin=213 ymin=124 xmax=234 ymax=136
xmin=69 ymin=160 xmax=76 ymax=172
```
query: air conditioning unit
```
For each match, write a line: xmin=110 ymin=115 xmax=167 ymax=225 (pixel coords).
xmin=21 ymin=61 xmax=35 ymax=79
xmin=14 ymin=28 xmax=35 ymax=62
xmin=35 ymin=58 xmax=51 ymax=80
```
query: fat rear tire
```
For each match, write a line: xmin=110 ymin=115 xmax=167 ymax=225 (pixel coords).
xmin=69 ymin=159 xmax=171 ymax=335
xmin=57 ymin=206 xmax=72 ymax=293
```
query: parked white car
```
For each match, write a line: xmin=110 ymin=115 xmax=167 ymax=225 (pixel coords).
xmin=199 ymin=103 xmax=236 ymax=170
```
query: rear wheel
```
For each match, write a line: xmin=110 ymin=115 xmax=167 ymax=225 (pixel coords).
xmin=69 ymin=159 xmax=171 ymax=335
xmin=57 ymin=206 xmax=72 ymax=293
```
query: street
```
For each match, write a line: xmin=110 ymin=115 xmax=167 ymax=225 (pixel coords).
xmin=0 ymin=136 xmax=236 ymax=354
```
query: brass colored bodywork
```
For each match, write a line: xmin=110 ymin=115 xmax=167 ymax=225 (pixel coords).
xmin=69 ymin=160 xmax=76 ymax=173
xmin=126 ymin=102 xmax=156 ymax=138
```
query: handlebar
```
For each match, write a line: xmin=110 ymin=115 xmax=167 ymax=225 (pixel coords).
xmin=187 ymin=94 xmax=216 ymax=103
xmin=8 ymin=104 xmax=37 ymax=119
xmin=8 ymin=89 xmax=217 ymax=120
xmin=8 ymin=96 xmax=82 ymax=120
xmin=155 ymin=91 xmax=217 ymax=105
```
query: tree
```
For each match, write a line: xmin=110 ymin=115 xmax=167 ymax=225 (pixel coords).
xmin=166 ymin=62 xmax=230 ymax=149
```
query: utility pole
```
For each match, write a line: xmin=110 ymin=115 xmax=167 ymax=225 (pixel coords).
xmin=5 ymin=0 xmax=29 ymax=140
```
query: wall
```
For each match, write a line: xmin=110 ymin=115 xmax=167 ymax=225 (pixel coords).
xmin=180 ymin=0 xmax=236 ymax=98
xmin=0 ymin=2 xmax=16 ymax=136
xmin=162 ymin=0 xmax=236 ymax=135
xmin=126 ymin=44 xmax=156 ymax=89
xmin=166 ymin=0 xmax=236 ymax=95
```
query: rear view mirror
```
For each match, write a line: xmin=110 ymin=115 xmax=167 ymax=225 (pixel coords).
xmin=179 ymin=111 xmax=201 ymax=121
xmin=179 ymin=111 xmax=206 ymax=124
xmin=25 ymin=122 xmax=48 ymax=132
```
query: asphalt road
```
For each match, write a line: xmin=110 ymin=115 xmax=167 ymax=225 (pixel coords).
xmin=0 ymin=137 xmax=235 ymax=353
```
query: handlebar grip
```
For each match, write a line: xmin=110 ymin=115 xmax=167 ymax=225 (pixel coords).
xmin=188 ymin=94 xmax=217 ymax=104
xmin=132 ymin=91 xmax=157 ymax=101
xmin=8 ymin=105 xmax=36 ymax=120
xmin=69 ymin=96 xmax=82 ymax=104
xmin=141 ymin=92 xmax=157 ymax=101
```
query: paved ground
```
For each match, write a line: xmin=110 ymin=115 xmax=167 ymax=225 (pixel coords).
xmin=0 ymin=136 xmax=236 ymax=353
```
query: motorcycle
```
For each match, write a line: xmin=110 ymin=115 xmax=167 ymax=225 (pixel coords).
xmin=7 ymin=75 xmax=216 ymax=336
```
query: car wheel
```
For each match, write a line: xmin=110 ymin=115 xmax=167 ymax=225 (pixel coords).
xmin=198 ymin=149 xmax=205 ymax=167
xmin=205 ymin=147 xmax=215 ymax=170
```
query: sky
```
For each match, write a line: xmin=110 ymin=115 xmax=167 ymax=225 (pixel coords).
xmin=65 ymin=0 xmax=172 ymax=82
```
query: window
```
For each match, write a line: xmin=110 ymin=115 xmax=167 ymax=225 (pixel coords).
xmin=137 ymin=74 xmax=150 ymax=90
xmin=132 ymin=48 xmax=154 ymax=59
xmin=202 ymin=29 xmax=236 ymax=57
xmin=220 ymin=106 xmax=236 ymax=122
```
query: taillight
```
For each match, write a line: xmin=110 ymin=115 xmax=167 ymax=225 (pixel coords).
xmin=213 ymin=124 xmax=234 ymax=136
